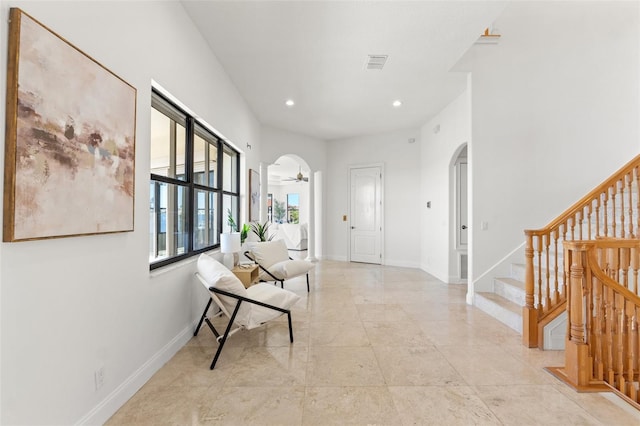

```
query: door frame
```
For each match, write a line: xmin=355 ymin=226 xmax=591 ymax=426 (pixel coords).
xmin=348 ymin=163 xmax=384 ymax=264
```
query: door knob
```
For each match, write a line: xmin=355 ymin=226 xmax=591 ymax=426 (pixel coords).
xmin=351 ymin=226 xmax=356 ymax=229
xmin=461 ymin=225 xmax=467 ymax=230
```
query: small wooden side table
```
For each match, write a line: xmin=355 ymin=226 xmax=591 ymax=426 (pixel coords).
xmin=231 ymin=264 xmax=260 ymax=288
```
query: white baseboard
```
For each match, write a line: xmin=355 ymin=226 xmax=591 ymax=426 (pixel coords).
xmin=75 ymin=322 xmax=195 ymax=425
xmin=383 ymin=259 xmax=420 ymax=268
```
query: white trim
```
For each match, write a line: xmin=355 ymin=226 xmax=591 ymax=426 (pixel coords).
xmin=75 ymin=322 xmax=195 ymax=425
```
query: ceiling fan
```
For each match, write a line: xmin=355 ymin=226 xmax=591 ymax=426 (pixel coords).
xmin=283 ymin=167 xmax=309 ymax=182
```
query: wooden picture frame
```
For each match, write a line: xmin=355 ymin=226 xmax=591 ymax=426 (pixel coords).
xmin=249 ymin=169 xmax=260 ymax=222
xmin=3 ymin=8 xmax=137 ymax=242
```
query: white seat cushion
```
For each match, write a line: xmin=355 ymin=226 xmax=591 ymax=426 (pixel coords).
xmin=245 ymin=283 xmax=301 ymax=329
xmin=268 ymin=259 xmax=314 ymax=280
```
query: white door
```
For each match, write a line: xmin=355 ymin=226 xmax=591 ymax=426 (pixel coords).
xmin=350 ymin=166 xmax=382 ymax=264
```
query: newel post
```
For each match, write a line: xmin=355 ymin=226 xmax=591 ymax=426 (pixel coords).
xmin=523 ymin=231 xmax=538 ymax=347
xmin=564 ymin=242 xmax=591 ymax=387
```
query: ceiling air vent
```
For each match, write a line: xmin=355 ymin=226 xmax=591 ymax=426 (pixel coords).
xmin=365 ymin=54 xmax=388 ymax=70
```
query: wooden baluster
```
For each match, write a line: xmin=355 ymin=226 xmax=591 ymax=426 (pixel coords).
xmin=595 ymin=196 xmax=601 ymax=238
xmin=606 ymin=286 xmax=615 ymax=385
xmin=570 ymin=216 xmax=576 ymax=241
xmin=625 ymin=171 xmax=635 ymax=238
xmin=619 ymin=179 xmax=626 ymax=238
xmin=565 ymin=246 xmax=572 ymax=341
xmin=612 ymin=184 xmax=618 ymax=238
xmin=621 ymin=246 xmax=630 ymax=290
xmin=562 ymin=224 xmax=569 ymax=299
xmin=587 ymin=203 xmax=593 ymax=240
xmin=585 ymin=265 xmax=594 ymax=369
xmin=635 ymin=166 xmax=640 ymax=237
xmin=523 ymin=231 xmax=538 ymax=347
xmin=578 ymin=210 xmax=584 ymax=240
xmin=594 ymin=279 xmax=604 ymax=380
xmin=536 ymin=236 xmax=543 ymax=313
xmin=626 ymin=300 xmax=634 ymax=398
xmin=632 ymin=246 xmax=640 ymax=296
xmin=553 ymin=230 xmax=560 ymax=304
xmin=604 ymin=190 xmax=610 ymax=237
xmin=608 ymin=245 xmax=619 ymax=283
xmin=633 ymin=306 xmax=640 ymax=403
xmin=616 ymin=293 xmax=626 ymax=393
xmin=545 ymin=234 xmax=551 ymax=310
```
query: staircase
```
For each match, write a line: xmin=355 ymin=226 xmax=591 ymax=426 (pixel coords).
xmin=475 ymin=264 xmax=526 ymax=334
xmin=475 ymin=259 xmax=568 ymax=349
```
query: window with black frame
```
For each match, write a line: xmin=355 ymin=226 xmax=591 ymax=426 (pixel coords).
xmin=149 ymin=90 xmax=239 ymax=269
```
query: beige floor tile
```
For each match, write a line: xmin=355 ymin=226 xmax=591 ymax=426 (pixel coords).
xmin=105 ymin=384 xmax=212 ymax=425
xmin=224 ymin=346 xmax=308 ymax=387
xmin=388 ymin=385 xmax=502 ymax=425
xmin=306 ymin=346 xmax=385 ymax=386
xmin=553 ymin=384 xmax=640 ymax=426
xmin=374 ymin=345 xmax=466 ymax=386
xmin=303 ymin=386 xmax=401 ymax=425
xmin=309 ymin=321 xmax=371 ymax=347
xmin=438 ymin=344 xmax=551 ymax=386
xmin=355 ymin=303 xmax=411 ymax=321
xmin=476 ymin=384 xmax=602 ymax=425
xmin=363 ymin=320 xmax=433 ymax=347
xmin=202 ymin=386 xmax=305 ymax=425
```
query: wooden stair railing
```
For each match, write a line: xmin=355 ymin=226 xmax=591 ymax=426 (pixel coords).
xmin=548 ymin=240 xmax=640 ymax=409
xmin=524 ymin=154 xmax=640 ymax=348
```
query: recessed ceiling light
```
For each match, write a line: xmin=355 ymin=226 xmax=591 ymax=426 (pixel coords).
xmin=392 ymin=100 xmax=403 ymax=108
xmin=285 ymin=99 xmax=295 ymax=107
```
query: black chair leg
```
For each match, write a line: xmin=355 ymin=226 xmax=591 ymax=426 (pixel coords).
xmin=306 ymin=274 xmax=310 ymax=292
xmin=287 ymin=311 xmax=294 ymax=343
xmin=210 ymin=300 xmax=242 ymax=370
xmin=194 ymin=298 xmax=213 ymax=336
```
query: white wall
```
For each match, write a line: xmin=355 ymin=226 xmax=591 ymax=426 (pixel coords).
xmin=0 ymin=1 xmax=260 ymax=424
xmin=420 ymin=90 xmax=470 ymax=283
xmin=261 ymin=126 xmax=326 ymax=173
xmin=326 ymin=129 xmax=421 ymax=267
xmin=458 ymin=1 xmax=640 ymax=292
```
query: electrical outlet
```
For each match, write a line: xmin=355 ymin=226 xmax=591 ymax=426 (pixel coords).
xmin=94 ymin=366 xmax=105 ymax=390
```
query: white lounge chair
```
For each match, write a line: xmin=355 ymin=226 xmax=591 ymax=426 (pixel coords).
xmin=194 ymin=253 xmax=300 ymax=369
xmin=244 ymin=239 xmax=314 ymax=292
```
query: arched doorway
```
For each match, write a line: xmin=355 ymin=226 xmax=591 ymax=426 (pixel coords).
xmin=451 ymin=144 xmax=468 ymax=282
xmin=266 ymin=155 xmax=318 ymax=261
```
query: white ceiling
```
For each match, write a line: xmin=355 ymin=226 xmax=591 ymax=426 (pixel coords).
xmin=181 ymin=0 xmax=507 ymax=141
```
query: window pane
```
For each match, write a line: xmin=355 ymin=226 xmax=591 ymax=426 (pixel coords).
xmin=150 ymin=181 xmax=188 ymax=263
xmin=194 ymin=190 xmax=218 ymax=250
xmin=150 ymin=107 xmax=186 ymax=180
xmin=222 ymin=147 xmax=238 ymax=192
xmin=287 ymin=193 xmax=300 ymax=224
xmin=222 ymin=194 xmax=239 ymax=234
xmin=193 ymin=129 xmax=217 ymax=188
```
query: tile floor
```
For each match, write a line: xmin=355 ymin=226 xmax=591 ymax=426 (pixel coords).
xmin=107 ymin=260 xmax=640 ymax=425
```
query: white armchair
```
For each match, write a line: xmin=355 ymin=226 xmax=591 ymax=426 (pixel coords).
xmin=194 ymin=253 xmax=301 ymax=369
xmin=244 ymin=239 xmax=314 ymax=292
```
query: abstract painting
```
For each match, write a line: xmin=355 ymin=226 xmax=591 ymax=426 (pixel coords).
xmin=3 ymin=8 xmax=137 ymax=241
